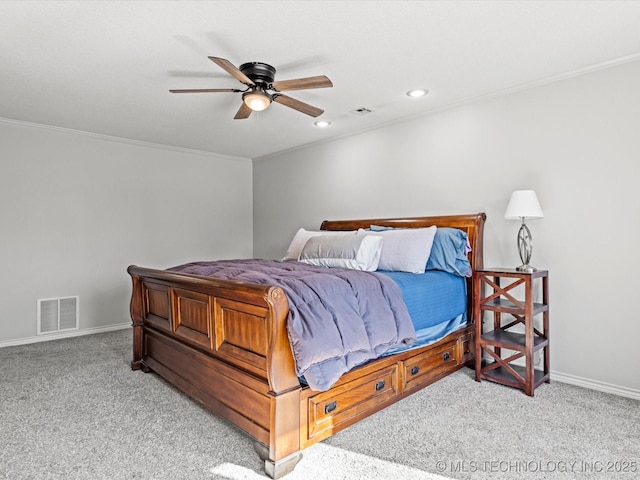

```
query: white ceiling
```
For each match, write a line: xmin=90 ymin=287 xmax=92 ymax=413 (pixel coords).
xmin=2 ymin=1 xmax=640 ymax=159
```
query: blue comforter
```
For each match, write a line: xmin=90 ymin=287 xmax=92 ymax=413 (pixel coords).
xmin=168 ymin=259 xmax=416 ymax=391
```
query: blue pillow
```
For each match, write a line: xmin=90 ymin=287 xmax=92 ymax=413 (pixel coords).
xmin=426 ymin=228 xmax=472 ymax=277
xmin=369 ymin=225 xmax=472 ymax=277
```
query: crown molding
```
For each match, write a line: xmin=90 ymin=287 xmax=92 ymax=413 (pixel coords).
xmin=0 ymin=116 xmax=250 ymax=163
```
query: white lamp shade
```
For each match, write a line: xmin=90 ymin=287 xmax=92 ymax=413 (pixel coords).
xmin=504 ymin=190 xmax=544 ymax=219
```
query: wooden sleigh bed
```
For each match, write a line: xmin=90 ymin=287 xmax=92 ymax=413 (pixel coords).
xmin=128 ymin=213 xmax=485 ymax=478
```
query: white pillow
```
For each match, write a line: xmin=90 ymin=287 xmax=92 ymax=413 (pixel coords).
xmin=358 ymin=226 xmax=437 ymax=273
xmin=299 ymin=234 xmax=383 ymax=271
xmin=282 ymin=228 xmax=356 ymax=261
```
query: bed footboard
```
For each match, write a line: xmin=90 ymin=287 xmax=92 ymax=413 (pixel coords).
xmin=128 ymin=266 xmax=302 ymax=475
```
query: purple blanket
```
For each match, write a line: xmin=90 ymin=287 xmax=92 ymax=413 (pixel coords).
xmin=168 ymin=259 xmax=416 ymax=391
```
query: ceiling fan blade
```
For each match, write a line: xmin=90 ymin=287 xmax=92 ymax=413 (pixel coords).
xmin=234 ymin=102 xmax=253 ymax=120
xmin=169 ymin=88 xmax=242 ymax=93
xmin=273 ymin=94 xmax=324 ymax=117
xmin=271 ymin=75 xmax=333 ymax=92
xmin=208 ymin=56 xmax=255 ymax=86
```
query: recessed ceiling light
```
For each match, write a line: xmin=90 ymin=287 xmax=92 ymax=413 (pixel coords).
xmin=314 ymin=120 xmax=331 ymax=127
xmin=406 ymin=89 xmax=429 ymax=98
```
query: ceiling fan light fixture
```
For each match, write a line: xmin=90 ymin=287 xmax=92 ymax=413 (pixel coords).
xmin=243 ymin=90 xmax=272 ymax=111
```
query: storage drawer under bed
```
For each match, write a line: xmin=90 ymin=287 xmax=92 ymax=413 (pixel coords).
xmin=304 ymin=364 xmax=400 ymax=444
xmin=402 ymin=340 xmax=458 ymax=392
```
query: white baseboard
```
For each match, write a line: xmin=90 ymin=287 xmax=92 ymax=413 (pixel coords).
xmin=0 ymin=323 xmax=131 ymax=349
xmin=551 ymin=370 xmax=640 ymax=401
xmin=490 ymin=354 xmax=640 ymax=401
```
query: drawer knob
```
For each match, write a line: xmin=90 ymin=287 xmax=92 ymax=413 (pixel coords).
xmin=410 ymin=366 xmax=420 ymax=375
xmin=324 ymin=401 xmax=337 ymax=414
xmin=443 ymin=352 xmax=451 ymax=361
xmin=375 ymin=380 xmax=386 ymax=391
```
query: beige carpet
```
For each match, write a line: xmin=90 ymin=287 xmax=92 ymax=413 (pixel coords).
xmin=1 ymin=329 xmax=638 ymax=480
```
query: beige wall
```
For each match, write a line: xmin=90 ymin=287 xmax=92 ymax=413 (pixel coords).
xmin=0 ymin=120 xmax=253 ymax=343
xmin=253 ymin=59 xmax=640 ymax=395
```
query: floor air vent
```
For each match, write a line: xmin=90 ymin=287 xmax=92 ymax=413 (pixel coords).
xmin=37 ymin=296 xmax=79 ymax=334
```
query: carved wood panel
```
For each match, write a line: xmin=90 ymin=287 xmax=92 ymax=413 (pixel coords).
xmin=143 ymin=282 xmax=171 ymax=331
xmin=172 ymin=288 xmax=213 ymax=349
xmin=213 ymin=298 xmax=269 ymax=375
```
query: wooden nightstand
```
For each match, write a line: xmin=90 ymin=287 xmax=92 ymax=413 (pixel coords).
xmin=473 ymin=268 xmax=549 ymax=396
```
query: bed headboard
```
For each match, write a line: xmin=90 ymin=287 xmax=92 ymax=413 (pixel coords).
xmin=320 ymin=213 xmax=486 ymax=272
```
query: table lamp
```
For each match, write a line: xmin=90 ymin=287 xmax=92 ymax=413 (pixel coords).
xmin=504 ymin=190 xmax=544 ymax=272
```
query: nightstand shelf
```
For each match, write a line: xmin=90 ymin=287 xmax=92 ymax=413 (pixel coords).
xmin=480 ymin=329 xmax=548 ymax=350
xmin=474 ymin=268 xmax=550 ymax=396
xmin=481 ymin=299 xmax=548 ymax=317
xmin=480 ymin=364 xmax=549 ymax=391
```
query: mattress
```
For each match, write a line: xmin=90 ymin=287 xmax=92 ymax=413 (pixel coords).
xmin=378 ymin=269 xmax=467 ymax=330
xmin=378 ymin=269 xmax=468 ymax=355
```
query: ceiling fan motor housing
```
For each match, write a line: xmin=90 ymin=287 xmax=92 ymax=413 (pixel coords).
xmin=239 ymin=62 xmax=276 ymax=86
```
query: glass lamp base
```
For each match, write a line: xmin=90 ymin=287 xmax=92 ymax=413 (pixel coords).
xmin=516 ymin=222 xmax=535 ymax=273
xmin=516 ymin=264 xmax=536 ymax=273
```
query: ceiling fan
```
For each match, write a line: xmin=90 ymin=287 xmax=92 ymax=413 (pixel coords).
xmin=170 ymin=56 xmax=333 ymax=119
